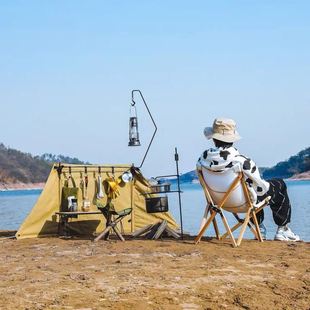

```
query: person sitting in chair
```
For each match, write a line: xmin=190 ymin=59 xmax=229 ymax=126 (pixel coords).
xmin=197 ymin=117 xmax=300 ymax=241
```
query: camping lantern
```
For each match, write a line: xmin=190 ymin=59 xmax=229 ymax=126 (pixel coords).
xmin=128 ymin=105 xmax=141 ymax=146
xmin=128 ymin=90 xmax=157 ymax=168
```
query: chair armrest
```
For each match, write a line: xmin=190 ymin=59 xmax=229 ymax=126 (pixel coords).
xmin=254 ymin=195 xmax=271 ymax=209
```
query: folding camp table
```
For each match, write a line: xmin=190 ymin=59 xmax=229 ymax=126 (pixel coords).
xmin=56 ymin=211 xmax=102 ymax=237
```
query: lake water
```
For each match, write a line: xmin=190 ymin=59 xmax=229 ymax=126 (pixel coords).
xmin=0 ymin=181 xmax=309 ymax=241
xmin=169 ymin=180 xmax=310 ymax=241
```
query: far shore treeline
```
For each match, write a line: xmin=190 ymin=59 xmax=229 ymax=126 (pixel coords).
xmin=0 ymin=143 xmax=309 ymax=185
xmin=170 ymin=147 xmax=310 ymax=183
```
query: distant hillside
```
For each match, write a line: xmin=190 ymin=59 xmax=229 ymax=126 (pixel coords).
xmin=0 ymin=144 xmax=89 ymax=185
xmin=0 ymin=144 xmax=50 ymax=184
xmin=262 ymin=147 xmax=310 ymax=179
xmin=176 ymin=147 xmax=310 ymax=183
xmin=178 ymin=170 xmax=198 ymax=183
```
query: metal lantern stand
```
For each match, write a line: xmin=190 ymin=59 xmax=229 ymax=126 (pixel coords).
xmin=128 ymin=89 xmax=157 ymax=168
xmin=128 ymin=90 xmax=184 ymax=240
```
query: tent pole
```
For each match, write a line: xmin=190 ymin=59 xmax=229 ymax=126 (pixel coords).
xmin=57 ymin=162 xmax=62 ymax=208
xmin=175 ymin=148 xmax=184 ymax=240
xmin=130 ymin=164 xmax=135 ymax=232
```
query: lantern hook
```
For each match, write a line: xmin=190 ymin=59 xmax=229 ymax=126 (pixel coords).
xmin=130 ymin=90 xmax=157 ymax=168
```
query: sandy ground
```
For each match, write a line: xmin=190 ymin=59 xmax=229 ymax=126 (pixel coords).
xmin=0 ymin=235 xmax=309 ymax=310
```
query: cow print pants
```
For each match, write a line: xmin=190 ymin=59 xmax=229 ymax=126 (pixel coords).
xmin=256 ymin=178 xmax=291 ymax=227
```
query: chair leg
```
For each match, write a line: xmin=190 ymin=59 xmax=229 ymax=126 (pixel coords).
xmin=195 ymin=210 xmax=217 ymax=244
xmin=112 ymin=226 xmax=125 ymax=242
xmin=94 ymin=226 xmax=113 ymax=242
xmin=220 ymin=221 xmax=243 ymax=240
xmin=237 ymin=210 xmax=251 ymax=246
xmin=95 ymin=213 xmax=129 ymax=242
xmin=234 ymin=213 xmax=259 ymax=240
xmin=247 ymin=220 xmax=259 ymax=240
xmin=212 ymin=217 xmax=221 ymax=240
xmin=198 ymin=206 xmax=210 ymax=232
xmin=198 ymin=205 xmax=220 ymax=240
xmin=219 ymin=212 xmax=261 ymax=243
xmin=251 ymin=210 xmax=263 ymax=242
xmin=219 ymin=212 xmax=237 ymax=247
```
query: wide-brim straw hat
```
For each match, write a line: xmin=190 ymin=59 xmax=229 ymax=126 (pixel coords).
xmin=204 ymin=118 xmax=241 ymax=143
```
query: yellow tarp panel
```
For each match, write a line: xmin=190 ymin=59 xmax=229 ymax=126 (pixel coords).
xmin=16 ymin=164 xmax=178 ymax=239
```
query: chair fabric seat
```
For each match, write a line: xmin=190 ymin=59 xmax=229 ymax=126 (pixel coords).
xmin=202 ymin=166 xmax=253 ymax=213
xmin=117 ymin=208 xmax=132 ymax=216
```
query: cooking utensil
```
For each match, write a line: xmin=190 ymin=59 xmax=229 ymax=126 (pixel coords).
xmin=97 ymin=175 xmax=104 ymax=198
xmin=82 ymin=175 xmax=91 ymax=212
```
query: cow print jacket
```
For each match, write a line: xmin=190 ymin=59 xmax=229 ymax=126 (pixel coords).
xmin=197 ymin=146 xmax=270 ymax=197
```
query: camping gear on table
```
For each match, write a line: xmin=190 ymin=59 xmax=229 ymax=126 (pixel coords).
xmin=195 ymin=165 xmax=271 ymax=247
xmin=60 ymin=177 xmax=79 ymax=212
xmin=67 ymin=196 xmax=78 ymax=212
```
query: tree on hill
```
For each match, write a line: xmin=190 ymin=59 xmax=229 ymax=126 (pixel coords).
xmin=38 ymin=153 xmax=90 ymax=165
xmin=0 ymin=143 xmax=90 ymax=184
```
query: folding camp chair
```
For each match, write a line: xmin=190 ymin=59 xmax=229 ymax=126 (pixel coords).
xmin=94 ymin=202 xmax=132 ymax=242
xmin=195 ymin=165 xmax=270 ymax=247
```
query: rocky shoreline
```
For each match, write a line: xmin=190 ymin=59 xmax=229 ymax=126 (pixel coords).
xmin=0 ymin=182 xmax=45 ymax=191
xmin=289 ymin=171 xmax=310 ymax=180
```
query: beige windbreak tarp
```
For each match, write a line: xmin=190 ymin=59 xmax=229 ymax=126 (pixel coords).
xmin=16 ymin=164 xmax=178 ymax=239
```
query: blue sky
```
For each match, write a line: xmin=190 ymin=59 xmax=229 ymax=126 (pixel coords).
xmin=0 ymin=1 xmax=309 ymax=176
